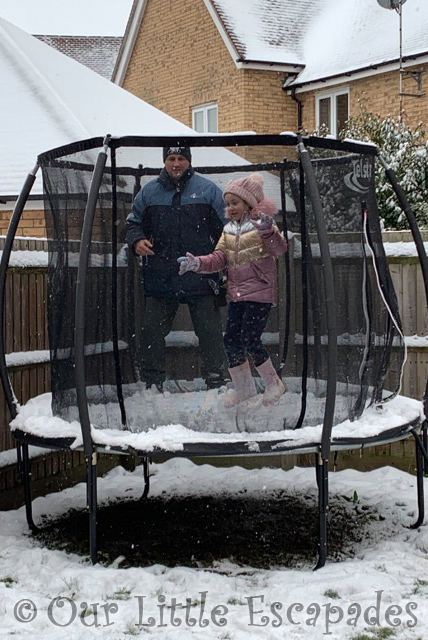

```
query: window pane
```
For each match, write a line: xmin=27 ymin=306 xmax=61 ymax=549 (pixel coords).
xmin=318 ymin=97 xmax=331 ymax=132
xmin=207 ymin=106 xmax=218 ymax=133
xmin=193 ymin=110 xmax=204 ymax=133
xmin=336 ymin=93 xmax=349 ymax=135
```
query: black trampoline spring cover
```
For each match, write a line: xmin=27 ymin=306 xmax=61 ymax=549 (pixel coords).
xmin=39 ymin=136 xmax=406 ymax=435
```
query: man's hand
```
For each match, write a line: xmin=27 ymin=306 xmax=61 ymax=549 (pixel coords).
xmin=134 ymin=238 xmax=154 ymax=256
xmin=177 ymin=252 xmax=200 ymax=275
xmin=251 ymin=212 xmax=274 ymax=232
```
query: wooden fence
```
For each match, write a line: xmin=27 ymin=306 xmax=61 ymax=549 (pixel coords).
xmin=0 ymin=231 xmax=427 ymax=505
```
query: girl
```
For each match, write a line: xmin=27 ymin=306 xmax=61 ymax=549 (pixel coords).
xmin=178 ymin=173 xmax=288 ymax=407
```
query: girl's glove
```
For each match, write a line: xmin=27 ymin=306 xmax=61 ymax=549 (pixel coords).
xmin=177 ymin=252 xmax=201 ymax=275
xmin=251 ymin=212 xmax=273 ymax=231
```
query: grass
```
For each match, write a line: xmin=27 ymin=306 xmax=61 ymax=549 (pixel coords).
xmin=0 ymin=576 xmax=16 ymax=588
xmin=324 ymin=589 xmax=340 ymax=599
xmin=227 ymin=596 xmax=246 ymax=605
xmin=412 ymin=578 xmax=428 ymax=595
xmin=351 ymin=628 xmax=396 ymax=640
xmin=106 ymin=587 xmax=132 ymax=601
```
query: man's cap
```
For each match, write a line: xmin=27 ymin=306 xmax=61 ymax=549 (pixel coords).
xmin=163 ymin=146 xmax=192 ymax=163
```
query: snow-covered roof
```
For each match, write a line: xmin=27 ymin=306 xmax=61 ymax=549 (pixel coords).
xmin=290 ymin=0 xmax=428 ymax=88
xmin=208 ymin=0 xmax=323 ymax=66
xmin=210 ymin=0 xmax=428 ymax=82
xmin=209 ymin=0 xmax=428 ymax=84
xmin=35 ymin=36 xmax=122 ymax=80
xmin=0 ymin=17 xmax=253 ymax=198
xmin=116 ymin=0 xmax=428 ymax=87
xmin=0 ymin=0 xmax=133 ymax=37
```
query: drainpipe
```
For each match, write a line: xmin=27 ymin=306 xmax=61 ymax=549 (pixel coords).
xmin=291 ymin=86 xmax=303 ymax=133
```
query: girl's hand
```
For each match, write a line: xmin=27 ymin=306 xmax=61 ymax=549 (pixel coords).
xmin=177 ymin=252 xmax=201 ymax=275
xmin=251 ymin=212 xmax=273 ymax=231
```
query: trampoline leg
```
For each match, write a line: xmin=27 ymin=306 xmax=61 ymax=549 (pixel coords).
xmin=314 ymin=453 xmax=328 ymax=570
xmin=86 ymin=454 xmax=98 ymax=565
xmin=411 ymin=427 xmax=428 ymax=468
xmin=21 ymin=443 xmax=39 ymax=533
xmin=423 ymin=421 xmax=428 ymax=474
xmin=139 ymin=456 xmax=150 ymax=500
xmin=411 ymin=429 xmax=427 ymax=529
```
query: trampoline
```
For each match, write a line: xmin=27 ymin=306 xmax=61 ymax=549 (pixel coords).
xmin=1 ymin=133 xmax=428 ymax=569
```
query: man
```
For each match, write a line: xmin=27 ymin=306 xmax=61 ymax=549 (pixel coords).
xmin=126 ymin=146 xmax=227 ymax=391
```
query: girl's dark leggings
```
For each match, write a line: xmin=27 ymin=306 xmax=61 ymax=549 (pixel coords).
xmin=224 ymin=300 xmax=272 ymax=368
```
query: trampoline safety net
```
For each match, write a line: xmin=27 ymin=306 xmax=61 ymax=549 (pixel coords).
xmin=39 ymin=139 xmax=405 ymax=434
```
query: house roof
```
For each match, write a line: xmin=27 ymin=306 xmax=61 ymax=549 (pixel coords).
xmin=0 ymin=17 xmax=259 ymax=199
xmin=35 ymin=36 xmax=122 ymax=80
xmin=208 ymin=0 xmax=323 ymax=66
xmin=115 ymin=0 xmax=428 ymax=87
xmin=289 ymin=0 xmax=428 ymax=88
xmin=210 ymin=0 xmax=428 ymax=84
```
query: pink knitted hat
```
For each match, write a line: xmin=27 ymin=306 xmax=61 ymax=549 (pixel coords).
xmin=223 ymin=173 xmax=264 ymax=210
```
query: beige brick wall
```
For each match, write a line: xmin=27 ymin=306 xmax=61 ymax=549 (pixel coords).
xmin=298 ymin=64 xmax=428 ymax=134
xmin=0 ymin=209 xmax=46 ymax=237
xmin=123 ymin=0 xmax=298 ymax=162
xmin=124 ymin=0 xmax=243 ymax=130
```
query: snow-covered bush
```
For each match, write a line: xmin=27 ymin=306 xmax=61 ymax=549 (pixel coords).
xmin=340 ymin=109 xmax=428 ymax=229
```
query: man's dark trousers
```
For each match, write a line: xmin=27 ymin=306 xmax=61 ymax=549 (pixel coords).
xmin=140 ymin=295 xmax=225 ymax=387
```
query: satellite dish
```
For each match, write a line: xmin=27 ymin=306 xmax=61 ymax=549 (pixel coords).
xmin=377 ymin=0 xmax=407 ymax=9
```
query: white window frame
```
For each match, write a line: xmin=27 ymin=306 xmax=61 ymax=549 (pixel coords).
xmin=315 ymin=88 xmax=349 ymax=137
xmin=192 ymin=102 xmax=218 ymax=133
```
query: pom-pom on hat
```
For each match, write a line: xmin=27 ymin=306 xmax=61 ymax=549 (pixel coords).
xmin=223 ymin=173 xmax=265 ymax=210
xmin=163 ymin=146 xmax=192 ymax=163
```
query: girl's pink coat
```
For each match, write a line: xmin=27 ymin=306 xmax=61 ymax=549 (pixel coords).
xmin=197 ymin=198 xmax=287 ymax=304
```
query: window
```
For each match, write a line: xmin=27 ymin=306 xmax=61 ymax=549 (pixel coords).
xmin=315 ymin=89 xmax=349 ymax=137
xmin=192 ymin=103 xmax=218 ymax=133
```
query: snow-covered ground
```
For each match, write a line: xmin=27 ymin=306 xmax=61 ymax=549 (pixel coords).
xmin=1 ymin=458 xmax=428 ymax=639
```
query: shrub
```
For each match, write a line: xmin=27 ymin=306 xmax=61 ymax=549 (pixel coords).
xmin=340 ymin=108 xmax=428 ymax=229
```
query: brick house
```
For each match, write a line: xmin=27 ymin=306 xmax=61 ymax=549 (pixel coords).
xmin=113 ymin=0 xmax=428 ymax=162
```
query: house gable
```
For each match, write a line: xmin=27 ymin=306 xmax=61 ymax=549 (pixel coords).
xmin=118 ymin=0 xmax=298 ymax=150
xmin=114 ymin=0 xmax=319 ymax=80
xmin=121 ymin=0 xmax=245 ymax=131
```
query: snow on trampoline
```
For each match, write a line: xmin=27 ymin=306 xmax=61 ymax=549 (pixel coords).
xmin=11 ymin=387 xmax=423 ymax=453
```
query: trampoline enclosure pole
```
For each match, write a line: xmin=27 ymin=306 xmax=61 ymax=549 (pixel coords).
xmin=0 ymin=166 xmax=39 ymax=419
xmin=379 ymin=154 xmax=428 ymax=420
xmin=74 ymin=139 xmax=110 ymax=565
xmin=110 ymin=146 xmax=127 ymax=427
xmin=74 ymin=139 xmax=110 ymax=458
xmin=278 ymin=167 xmax=291 ymax=376
xmin=298 ymin=140 xmax=337 ymax=459
xmin=295 ymin=165 xmax=309 ymax=430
